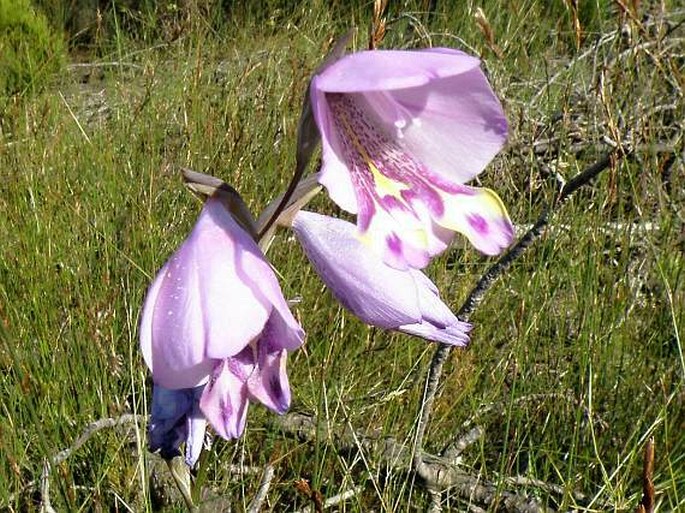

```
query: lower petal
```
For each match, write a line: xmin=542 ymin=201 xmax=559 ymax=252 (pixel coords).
xmin=247 ymin=345 xmax=291 ymax=414
xmin=361 ymin=204 xmax=431 ymax=270
xmin=199 ymin=359 xmax=251 ymax=440
xmin=399 ymin=321 xmax=470 ymax=346
xmin=397 ymin=270 xmax=471 ymax=346
xmin=436 ymin=186 xmax=514 ymax=256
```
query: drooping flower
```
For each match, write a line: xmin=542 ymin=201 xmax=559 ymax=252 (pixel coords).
xmin=291 ymin=210 xmax=470 ymax=346
xmin=148 ymin=384 xmax=207 ymax=466
xmin=140 ymin=196 xmax=305 ymax=458
xmin=309 ymin=47 xmax=514 ymax=270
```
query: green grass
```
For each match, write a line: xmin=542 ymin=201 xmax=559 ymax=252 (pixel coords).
xmin=0 ymin=1 xmax=683 ymax=511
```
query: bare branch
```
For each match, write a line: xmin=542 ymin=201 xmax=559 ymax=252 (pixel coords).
xmin=276 ymin=413 xmax=551 ymax=512
xmin=246 ymin=464 xmax=276 ymax=513
xmin=412 ymin=147 xmax=626 ymax=480
xmin=40 ymin=414 xmax=140 ymax=512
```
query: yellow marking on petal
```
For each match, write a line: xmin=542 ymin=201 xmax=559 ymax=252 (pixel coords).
xmin=437 ymin=187 xmax=510 ymax=232
xmin=370 ymin=167 xmax=408 ymax=198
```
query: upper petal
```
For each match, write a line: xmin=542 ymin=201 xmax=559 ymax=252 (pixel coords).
xmin=142 ymin=198 xmax=274 ymax=388
xmin=141 ymin=258 xmax=214 ymax=389
xmin=315 ymin=49 xmax=481 ymax=92
xmin=292 ymin=211 xmax=421 ymax=327
xmin=196 ymin=198 xmax=275 ymax=359
xmin=368 ymin=67 xmax=508 ymax=185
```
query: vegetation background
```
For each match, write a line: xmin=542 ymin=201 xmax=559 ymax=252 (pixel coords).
xmin=0 ymin=0 xmax=682 ymax=511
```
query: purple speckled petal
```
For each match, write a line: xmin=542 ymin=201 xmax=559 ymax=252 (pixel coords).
xmin=199 ymin=356 xmax=252 ymax=440
xmin=310 ymin=78 xmax=359 ymax=214
xmin=292 ymin=211 xmax=421 ymax=327
xmin=315 ymin=49 xmax=480 ymax=92
xmin=307 ymin=47 xmax=512 ymax=269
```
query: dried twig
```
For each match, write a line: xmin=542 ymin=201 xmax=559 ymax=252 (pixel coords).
xmin=276 ymin=413 xmax=550 ymax=513
xmin=40 ymin=414 xmax=140 ymax=512
xmin=246 ymin=464 xmax=276 ymax=513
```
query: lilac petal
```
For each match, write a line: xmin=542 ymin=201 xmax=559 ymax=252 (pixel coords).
xmin=141 ymin=257 xmax=214 ymax=389
xmin=200 ymin=357 xmax=251 ymax=440
xmin=398 ymin=271 xmax=471 ymax=346
xmin=237 ymin=250 xmax=305 ymax=352
xmin=360 ymin=201 xmax=435 ymax=270
xmin=292 ymin=211 xmax=421 ymax=327
xmin=367 ymin=68 xmax=507 ymax=185
xmin=293 ymin=211 xmax=469 ymax=345
xmin=295 ymin=30 xmax=353 ymax=174
xmin=149 ymin=385 xmax=205 ymax=461
xmin=310 ymin=78 xmax=359 ymax=214
xmin=315 ymin=49 xmax=481 ymax=92
xmin=438 ymin=186 xmax=514 ymax=256
xmin=195 ymin=199 xmax=274 ymax=359
xmin=399 ymin=322 xmax=470 ymax=346
xmin=142 ymin=198 xmax=273 ymax=388
xmin=140 ymin=261 xmax=167 ymax=378
xmin=247 ymin=338 xmax=290 ymax=414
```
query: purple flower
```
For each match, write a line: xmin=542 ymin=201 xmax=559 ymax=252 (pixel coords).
xmin=148 ymin=385 xmax=206 ymax=466
xmin=309 ymin=48 xmax=514 ymax=270
xmin=291 ymin=210 xmax=471 ymax=346
xmin=140 ymin=197 xmax=305 ymax=454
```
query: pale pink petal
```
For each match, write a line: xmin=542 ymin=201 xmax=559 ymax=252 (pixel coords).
xmin=197 ymin=199 xmax=273 ymax=359
xmin=399 ymin=270 xmax=471 ymax=346
xmin=384 ymin=67 xmax=508 ymax=184
xmin=293 ymin=211 xmax=470 ymax=345
xmin=235 ymin=247 xmax=305 ymax=352
xmin=140 ymin=260 xmax=166 ymax=374
xmin=142 ymin=255 xmax=214 ymax=389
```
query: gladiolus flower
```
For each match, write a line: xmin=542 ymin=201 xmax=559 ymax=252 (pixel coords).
xmin=292 ymin=210 xmax=470 ymax=346
xmin=309 ymin=48 xmax=514 ymax=270
xmin=140 ymin=196 xmax=305 ymax=454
